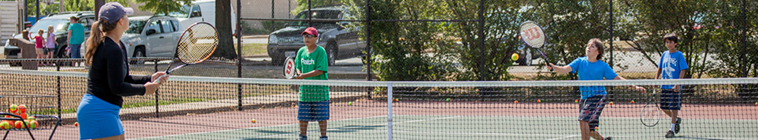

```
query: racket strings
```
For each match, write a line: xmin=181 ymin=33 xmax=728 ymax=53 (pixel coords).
xmin=177 ymin=24 xmax=218 ymax=64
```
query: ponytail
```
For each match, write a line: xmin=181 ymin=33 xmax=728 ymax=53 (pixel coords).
xmin=85 ymin=21 xmax=103 ymax=66
xmin=85 ymin=19 xmax=119 ymax=65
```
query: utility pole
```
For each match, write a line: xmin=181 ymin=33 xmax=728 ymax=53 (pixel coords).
xmin=59 ymin=0 xmax=63 ymax=13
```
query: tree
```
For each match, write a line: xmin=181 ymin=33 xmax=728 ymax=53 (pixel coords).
xmin=133 ymin=0 xmax=192 ymax=16
xmin=211 ymin=0 xmax=236 ymax=59
xmin=58 ymin=0 xmax=132 ymax=12
xmin=292 ymin=0 xmax=342 ymax=15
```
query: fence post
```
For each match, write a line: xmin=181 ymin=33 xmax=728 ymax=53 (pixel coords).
xmin=386 ymin=82 xmax=393 ymax=140
xmin=237 ymin=0 xmax=243 ymax=111
xmin=57 ymin=59 xmax=61 ymax=118
xmin=154 ymin=58 xmax=160 ymax=118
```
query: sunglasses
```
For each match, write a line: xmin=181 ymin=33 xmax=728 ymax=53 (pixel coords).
xmin=303 ymin=35 xmax=316 ymax=38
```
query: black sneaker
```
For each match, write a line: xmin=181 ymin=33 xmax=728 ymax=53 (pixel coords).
xmin=675 ymin=117 xmax=681 ymax=134
xmin=603 ymin=136 xmax=612 ymax=140
xmin=665 ymin=130 xmax=675 ymax=138
xmin=320 ymin=136 xmax=328 ymax=140
xmin=299 ymin=135 xmax=307 ymax=140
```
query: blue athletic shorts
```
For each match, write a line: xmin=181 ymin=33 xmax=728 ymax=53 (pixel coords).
xmin=297 ymin=100 xmax=330 ymax=121
xmin=578 ymin=95 xmax=606 ymax=131
xmin=77 ymin=94 xmax=124 ymax=139
xmin=660 ymin=89 xmax=682 ymax=110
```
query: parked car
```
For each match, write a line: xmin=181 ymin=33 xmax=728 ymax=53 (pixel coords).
xmin=168 ymin=0 xmax=237 ymax=35
xmin=3 ymin=11 xmax=95 ymax=66
xmin=122 ymin=16 xmax=183 ymax=63
xmin=267 ymin=6 xmax=365 ymax=65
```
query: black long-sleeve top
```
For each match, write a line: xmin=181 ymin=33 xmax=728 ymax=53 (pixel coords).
xmin=86 ymin=37 xmax=151 ymax=107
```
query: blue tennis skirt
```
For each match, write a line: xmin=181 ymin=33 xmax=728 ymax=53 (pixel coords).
xmin=77 ymin=94 xmax=124 ymax=139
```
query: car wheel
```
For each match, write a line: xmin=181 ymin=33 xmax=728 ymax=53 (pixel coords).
xmin=327 ymin=43 xmax=337 ymax=66
xmin=130 ymin=47 xmax=146 ymax=65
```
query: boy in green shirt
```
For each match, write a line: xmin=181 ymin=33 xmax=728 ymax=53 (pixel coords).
xmin=295 ymin=27 xmax=330 ymax=140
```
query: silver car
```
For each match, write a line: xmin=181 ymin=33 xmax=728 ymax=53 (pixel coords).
xmin=122 ymin=16 xmax=182 ymax=63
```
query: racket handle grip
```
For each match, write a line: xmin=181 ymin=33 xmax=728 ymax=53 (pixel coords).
xmin=154 ymin=74 xmax=168 ymax=84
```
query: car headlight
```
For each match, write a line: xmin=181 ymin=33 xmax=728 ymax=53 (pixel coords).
xmin=268 ymin=35 xmax=277 ymax=44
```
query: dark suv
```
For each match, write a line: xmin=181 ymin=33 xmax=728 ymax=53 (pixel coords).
xmin=3 ymin=12 xmax=95 ymax=66
xmin=267 ymin=6 xmax=365 ymax=65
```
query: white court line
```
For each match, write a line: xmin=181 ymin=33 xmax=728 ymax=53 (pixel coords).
xmin=252 ymin=115 xmax=462 ymax=139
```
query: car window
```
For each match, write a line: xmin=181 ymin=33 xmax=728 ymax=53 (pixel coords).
xmin=80 ymin=17 xmax=95 ymax=31
xmin=189 ymin=4 xmax=202 ymax=18
xmin=28 ymin=19 xmax=69 ymax=34
xmin=146 ymin=20 xmax=163 ymax=34
xmin=161 ymin=20 xmax=175 ymax=33
xmin=289 ymin=10 xmax=341 ymax=27
xmin=127 ymin=19 xmax=147 ymax=34
xmin=172 ymin=20 xmax=181 ymax=31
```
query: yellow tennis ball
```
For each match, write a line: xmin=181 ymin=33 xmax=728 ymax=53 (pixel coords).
xmin=446 ymin=98 xmax=450 ymax=102
xmin=348 ymin=102 xmax=353 ymax=105
xmin=511 ymin=53 xmax=519 ymax=61
xmin=575 ymin=99 xmax=579 ymax=103
xmin=537 ymin=99 xmax=541 ymax=103
xmin=609 ymin=101 xmax=614 ymax=105
xmin=0 ymin=122 xmax=10 ymax=129
xmin=74 ymin=122 xmax=79 ymax=127
xmin=251 ymin=119 xmax=256 ymax=123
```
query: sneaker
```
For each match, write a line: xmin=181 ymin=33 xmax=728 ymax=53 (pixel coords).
xmin=665 ymin=130 xmax=675 ymax=138
xmin=675 ymin=117 xmax=681 ymax=134
xmin=299 ymin=135 xmax=307 ymax=140
xmin=603 ymin=136 xmax=612 ymax=140
xmin=320 ymin=136 xmax=328 ymax=140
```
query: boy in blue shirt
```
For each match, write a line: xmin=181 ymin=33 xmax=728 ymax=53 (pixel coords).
xmin=547 ymin=38 xmax=646 ymax=140
xmin=656 ymin=33 xmax=688 ymax=138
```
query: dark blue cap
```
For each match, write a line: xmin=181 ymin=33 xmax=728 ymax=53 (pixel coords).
xmin=99 ymin=2 xmax=133 ymax=24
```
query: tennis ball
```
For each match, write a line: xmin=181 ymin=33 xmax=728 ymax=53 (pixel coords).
xmin=511 ymin=53 xmax=519 ymax=61
xmin=251 ymin=119 xmax=256 ymax=123
xmin=17 ymin=104 xmax=27 ymax=114
xmin=393 ymin=98 xmax=398 ymax=102
xmin=27 ymin=121 xmax=37 ymax=129
xmin=630 ymin=100 xmax=635 ymax=104
xmin=446 ymin=98 xmax=450 ymax=102
xmin=20 ymin=113 xmax=27 ymax=120
xmin=609 ymin=101 xmax=614 ymax=105
xmin=595 ymin=126 xmax=598 ymax=131
xmin=9 ymin=104 xmax=17 ymax=113
xmin=575 ymin=99 xmax=579 ymax=103
xmin=28 ymin=116 xmax=35 ymax=121
xmin=514 ymin=100 xmax=519 ymax=104
xmin=537 ymin=99 xmax=541 ymax=103
xmin=348 ymin=102 xmax=353 ymax=105
xmin=755 ymin=102 xmax=757 ymax=106
xmin=14 ymin=121 xmax=25 ymax=129
xmin=74 ymin=122 xmax=79 ymax=127
xmin=0 ymin=121 xmax=10 ymax=129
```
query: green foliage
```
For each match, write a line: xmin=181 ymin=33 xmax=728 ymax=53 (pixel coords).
xmin=134 ymin=0 xmax=193 ymax=16
xmin=59 ymin=0 xmax=132 ymax=12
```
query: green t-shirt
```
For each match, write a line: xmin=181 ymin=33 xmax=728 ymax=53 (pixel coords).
xmin=296 ymin=45 xmax=329 ymax=102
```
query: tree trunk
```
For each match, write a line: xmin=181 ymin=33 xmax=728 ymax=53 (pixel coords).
xmin=212 ymin=0 xmax=237 ymax=59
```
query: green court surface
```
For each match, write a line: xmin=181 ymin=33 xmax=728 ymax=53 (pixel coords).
xmin=131 ymin=115 xmax=758 ymax=140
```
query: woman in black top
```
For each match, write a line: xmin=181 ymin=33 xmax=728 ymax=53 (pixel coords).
xmin=76 ymin=2 xmax=167 ymax=140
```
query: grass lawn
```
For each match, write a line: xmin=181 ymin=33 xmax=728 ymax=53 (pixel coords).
xmin=236 ymin=43 xmax=267 ymax=56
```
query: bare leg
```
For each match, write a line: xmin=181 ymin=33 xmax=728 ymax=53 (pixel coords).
xmin=93 ymin=134 xmax=125 ymax=140
xmin=670 ymin=110 xmax=678 ymax=124
xmin=319 ymin=120 xmax=327 ymax=137
xmin=300 ymin=121 xmax=308 ymax=136
xmin=580 ymin=121 xmax=604 ymax=140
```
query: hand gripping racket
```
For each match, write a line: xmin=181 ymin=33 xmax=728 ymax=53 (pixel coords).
xmin=282 ymin=56 xmax=298 ymax=79
xmin=155 ymin=22 xmax=218 ymax=84
xmin=519 ymin=21 xmax=552 ymax=71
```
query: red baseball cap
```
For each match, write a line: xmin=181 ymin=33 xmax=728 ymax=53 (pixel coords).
xmin=301 ymin=27 xmax=318 ymax=37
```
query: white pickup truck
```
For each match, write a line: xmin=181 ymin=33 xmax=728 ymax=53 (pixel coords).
xmin=122 ymin=16 xmax=183 ymax=61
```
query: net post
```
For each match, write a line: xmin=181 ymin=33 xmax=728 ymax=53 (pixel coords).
xmin=387 ymin=82 xmax=393 ymax=140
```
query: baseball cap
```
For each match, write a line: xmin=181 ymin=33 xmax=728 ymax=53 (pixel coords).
xmin=99 ymin=2 xmax=133 ymax=24
xmin=301 ymin=27 xmax=318 ymax=37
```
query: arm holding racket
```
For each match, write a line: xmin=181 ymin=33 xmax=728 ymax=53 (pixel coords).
xmin=546 ymin=63 xmax=572 ymax=74
xmin=295 ymin=70 xmax=324 ymax=79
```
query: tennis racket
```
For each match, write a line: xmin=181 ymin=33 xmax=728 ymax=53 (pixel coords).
xmin=640 ymin=88 xmax=661 ymax=127
xmin=154 ymin=22 xmax=218 ymax=84
xmin=519 ymin=21 xmax=552 ymax=71
xmin=282 ymin=56 xmax=298 ymax=79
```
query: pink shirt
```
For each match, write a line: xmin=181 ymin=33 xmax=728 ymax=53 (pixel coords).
xmin=34 ymin=36 xmax=43 ymax=48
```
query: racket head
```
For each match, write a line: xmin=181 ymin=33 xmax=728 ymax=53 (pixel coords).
xmin=519 ymin=21 xmax=546 ymax=48
xmin=175 ymin=22 xmax=219 ymax=65
xmin=283 ymin=57 xmax=297 ymax=79
xmin=640 ymin=88 xmax=661 ymax=127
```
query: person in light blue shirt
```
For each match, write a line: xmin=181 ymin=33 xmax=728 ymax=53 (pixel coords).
xmin=68 ymin=16 xmax=85 ymax=60
xmin=656 ymin=33 xmax=688 ymax=138
xmin=547 ymin=38 xmax=646 ymax=140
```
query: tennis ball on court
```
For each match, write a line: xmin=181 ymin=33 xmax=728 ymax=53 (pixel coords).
xmin=74 ymin=122 xmax=79 ymax=127
xmin=755 ymin=102 xmax=757 ymax=106
xmin=393 ymin=98 xmax=399 ymax=102
xmin=511 ymin=53 xmax=519 ymax=61
xmin=514 ymin=100 xmax=519 ymax=104
xmin=595 ymin=126 xmax=598 ymax=131
xmin=0 ymin=121 xmax=10 ymax=129
xmin=9 ymin=104 xmax=17 ymax=113
xmin=537 ymin=99 xmax=541 ymax=103
xmin=609 ymin=101 xmax=614 ymax=105
xmin=575 ymin=99 xmax=579 ymax=103
xmin=251 ymin=119 xmax=256 ymax=123
xmin=348 ymin=102 xmax=353 ymax=105
xmin=446 ymin=98 xmax=450 ymax=102
xmin=27 ymin=121 xmax=37 ymax=129
xmin=17 ymin=104 xmax=27 ymax=113
xmin=630 ymin=100 xmax=635 ymax=104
